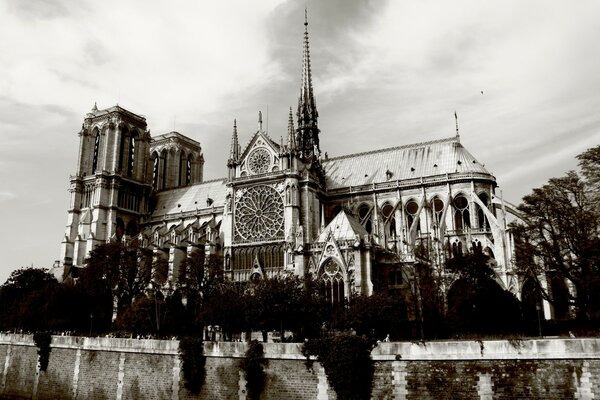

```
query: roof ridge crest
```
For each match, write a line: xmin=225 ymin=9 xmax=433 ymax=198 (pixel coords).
xmin=323 ymin=136 xmax=457 ymax=162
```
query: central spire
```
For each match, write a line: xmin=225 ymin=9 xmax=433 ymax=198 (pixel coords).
xmin=297 ymin=8 xmax=321 ymax=165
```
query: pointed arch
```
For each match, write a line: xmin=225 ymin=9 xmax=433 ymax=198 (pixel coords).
xmin=476 ymin=192 xmax=490 ymax=230
xmin=151 ymin=151 xmax=160 ymax=191
xmin=127 ymin=128 xmax=139 ymax=177
xmin=91 ymin=127 xmax=101 ymax=174
xmin=319 ymin=257 xmax=346 ymax=305
xmin=357 ymin=203 xmax=373 ymax=234
xmin=453 ymin=193 xmax=470 ymax=232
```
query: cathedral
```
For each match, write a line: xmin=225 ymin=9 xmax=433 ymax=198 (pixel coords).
xmin=59 ymin=15 xmax=517 ymax=305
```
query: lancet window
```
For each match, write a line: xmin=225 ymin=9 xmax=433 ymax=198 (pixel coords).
xmin=320 ymin=258 xmax=345 ymax=305
xmin=405 ymin=200 xmax=420 ymax=233
xmin=91 ymin=129 xmax=100 ymax=174
xmin=453 ymin=194 xmax=470 ymax=232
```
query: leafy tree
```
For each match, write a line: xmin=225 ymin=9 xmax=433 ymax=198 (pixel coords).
xmin=341 ymin=293 xmax=409 ymax=340
xmin=302 ymin=335 xmax=374 ymax=400
xmin=513 ymin=146 xmax=600 ymax=320
xmin=200 ymin=280 xmax=247 ymax=340
xmin=246 ymin=275 xmax=327 ymax=340
xmin=79 ymin=241 xmax=154 ymax=326
xmin=0 ymin=267 xmax=58 ymax=331
xmin=241 ymin=340 xmax=267 ymax=400
xmin=446 ymin=251 xmax=523 ymax=335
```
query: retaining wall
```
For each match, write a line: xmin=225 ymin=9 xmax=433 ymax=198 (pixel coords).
xmin=1 ymin=334 xmax=599 ymax=399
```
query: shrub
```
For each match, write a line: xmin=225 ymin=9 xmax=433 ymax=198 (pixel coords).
xmin=302 ymin=334 xmax=374 ymax=400
xmin=241 ymin=340 xmax=267 ymax=400
xmin=32 ymin=331 xmax=52 ymax=372
xmin=178 ymin=336 xmax=205 ymax=394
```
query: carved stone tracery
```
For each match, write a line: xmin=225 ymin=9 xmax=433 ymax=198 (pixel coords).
xmin=234 ymin=185 xmax=284 ymax=241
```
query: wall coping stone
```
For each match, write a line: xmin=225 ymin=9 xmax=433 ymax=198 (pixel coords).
xmin=2 ymin=334 xmax=600 ymax=361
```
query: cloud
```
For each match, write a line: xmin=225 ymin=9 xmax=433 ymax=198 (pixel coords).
xmin=0 ymin=192 xmax=16 ymax=202
xmin=5 ymin=0 xmax=70 ymax=20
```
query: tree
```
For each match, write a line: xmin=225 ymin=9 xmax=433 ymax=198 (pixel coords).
xmin=246 ymin=276 xmax=305 ymax=339
xmin=341 ymin=293 xmax=409 ymax=340
xmin=79 ymin=240 xmax=155 ymax=326
xmin=0 ymin=267 xmax=58 ymax=331
xmin=446 ymin=251 xmax=523 ymax=335
xmin=513 ymin=146 xmax=600 ymax=321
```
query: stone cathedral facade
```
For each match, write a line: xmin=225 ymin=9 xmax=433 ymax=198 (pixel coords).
xmin=60 ymin=16 xmax=517 ymax=304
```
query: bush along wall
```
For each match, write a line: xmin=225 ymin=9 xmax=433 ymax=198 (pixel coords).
xmin=32 ymin=331 xmax=52 ymax=372
xmin=241 ymin=340 xmax=267 ymax=400
xmin=178 ymin=336 xmax=206 ymax=394
xmin=303 ymin=334 xmax=374 ymax=400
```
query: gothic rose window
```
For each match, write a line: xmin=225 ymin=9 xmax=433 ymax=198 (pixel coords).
xmin=247 ymin=148 xmax=271 ymax=174
xmin=235 ymin=185 xmax=284 ymax=241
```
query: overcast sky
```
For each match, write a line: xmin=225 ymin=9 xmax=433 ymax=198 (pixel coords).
xmin=1 ymin=0 xmax=600 ymax=283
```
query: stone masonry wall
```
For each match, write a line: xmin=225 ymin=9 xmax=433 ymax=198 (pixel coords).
xmin=1 ymin=334 xmax=599 ymax=399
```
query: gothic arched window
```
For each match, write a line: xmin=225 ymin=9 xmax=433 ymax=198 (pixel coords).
xmin=320 ymin=258 xmax=345 ymax=305
xmin=151 ymin=153 xmax=159 ymax=191
xmin=432 ymin=197 xmax=444 ymax=226
xmin=453 ymin=195 xmax=470 ymax=232
xmin=127 ymin=132 xmax=136 ymax=177
xmin=178 ymin=152 xmax=186 ymax=186
xmin=405 ymin=200 xmax=420 ymax=233
xmin=382 ymin=202 xmax=396 ymax=238
xmin=92 ymin=129 xmax=100 ymax=174
xmin=186 ymin=155 xmax=192 ymax=185
xmin=477 ymin=193 xmax=489 ymax=230
xmin=358 ymin=203 xmax=372 ymax=234
xmin=160 ymin=150 xmax=168 ymax=189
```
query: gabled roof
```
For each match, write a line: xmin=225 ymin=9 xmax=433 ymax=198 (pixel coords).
xmin=322 ymin=136 xmax=492 ymax=189
xmin=238 ymin=130 xmax=281 ymax=162
xmin=151 ymin=178 xmax=227 ymax=217
xmin=318 ymin=209 xmax=368 ymax=242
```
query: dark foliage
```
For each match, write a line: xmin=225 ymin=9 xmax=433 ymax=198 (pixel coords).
xmin=0 ymin=268 xmax=93 ymax=333
xmin=178 ymin=336 xmax=205 ymax=394
xmin=302 ymin=335 xmax=374 ymax=400
xmin=246 ymin=275 xmax=328 ymax=340
xmin=446 ymin=251 xmax=524 ymax=335
xmin=241 ymin=340 xmax=267 ymax=400
xmin=340 ymin=293 xmax=409 ymax=340
xmin=513 ymin=145 xmax=600 ymax=321
xmin=33 ymin=331 xmax=52 ymax=372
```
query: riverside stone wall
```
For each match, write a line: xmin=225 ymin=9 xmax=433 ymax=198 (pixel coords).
xmin=0 ymin=334 xmax=599 ymax=399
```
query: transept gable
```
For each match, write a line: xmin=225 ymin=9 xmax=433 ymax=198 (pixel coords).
xmin=238 ymin=131 xmax=281 ymax=176
xmin=317 ymin=209 xmax=367 ymax=243
xmin=317 ymin=234 xmax=348 ymax=275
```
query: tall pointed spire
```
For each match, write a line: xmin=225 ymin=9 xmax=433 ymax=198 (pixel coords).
xmin=297 ymin=8 xmax=321 ymax=165
xmin=229 ymin=119 xmax=239 ymax=162
xmin=288 ymin=106 xmax=296 ymax=150
xmin=454 ymin=110 xmax=460 ymax=142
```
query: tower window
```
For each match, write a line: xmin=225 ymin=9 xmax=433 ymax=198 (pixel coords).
xmin=91 ymin=131 xmax=100 ymax=174
xmin=127 ymin=135 xmax=135 ymax=177
xmin=186 ymin=157 xmax=192 ymax=185
xmin=152 ymin=156 xmax=159 ymax=191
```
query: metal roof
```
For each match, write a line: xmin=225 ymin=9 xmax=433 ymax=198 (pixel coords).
xmin=322 ymin=136 xmax=492 ymax=189
xmin=151 ymin=178 xmax=227 ymax=217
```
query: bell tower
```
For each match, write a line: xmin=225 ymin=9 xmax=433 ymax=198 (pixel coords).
xmin=60 ymin=104 xmax=152 ymax=272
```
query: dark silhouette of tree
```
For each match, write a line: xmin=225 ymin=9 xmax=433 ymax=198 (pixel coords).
xmin=341 ymin=293 xmax=409 ymax=340
xmin=513 ymin=145 xmax=600 ymax=321
xmin=0 ymin=267 xmax=57 ymax=331
xmin=79 ymin=241 xmax=154 ymax=327
xmin=446 ymin=251 xmax=523 ymax=335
